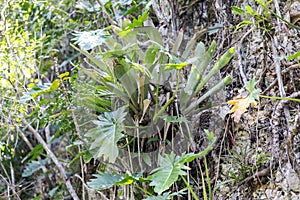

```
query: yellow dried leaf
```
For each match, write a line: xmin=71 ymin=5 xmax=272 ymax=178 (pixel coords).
xmin=227 ymin=89 xmax=258 ymax=123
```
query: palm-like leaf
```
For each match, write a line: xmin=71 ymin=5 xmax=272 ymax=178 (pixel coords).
xmin=88 ymin=172 xmax=123 ymax=190
xmin=149 ymin=130 xmax=216 ymax=195
xmin=85 ymin=107 xmax=126 ymax=163
xmin=149 ymin=152 xmax=190 ymax=195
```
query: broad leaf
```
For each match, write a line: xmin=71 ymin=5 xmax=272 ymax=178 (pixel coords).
xmin=88 ymin=172 xmax=123 ymax=190
xmin=194 ymin=47 xmax=235 ymax=95
xmin=85 ymin=107 xmax=127 ymax=163
xmin=148 ymin=131 xmax=216 ymax=194
xmin=184 ymin=76 xmax=232 ymax=115
xmin=149 ymin=152 xmax=190 ymax=195
xmin=88 ymin=172 xmax=142 ymax=190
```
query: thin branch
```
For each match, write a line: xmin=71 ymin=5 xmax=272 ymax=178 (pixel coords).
xmin=53 ymin=57 xmax=85 ymax=141
xmin=237 ymin=28 xmax=254 ymax=85
xmin=96 ymin=0 xmax=115 ymax=26
xmin=22 ymin=119 xmax=80 ymax=200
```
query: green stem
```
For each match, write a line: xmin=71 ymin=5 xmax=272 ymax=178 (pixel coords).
xmin=135 ymin=185 xmax=153 ymax=197
xmin=258 ymin=1 xmax=300 ymax=30
xmin=180 ymin=175 xmax=199 ymax=200
xmin=153 ymin=71 xmax=180 ymax=122
xmin=199 ymin=163 xmax=207 ymax=200
xmin=204 ymin=156 xmax=212 ymax=200
xmin=259 ymin=95 xmax=300 ymax=103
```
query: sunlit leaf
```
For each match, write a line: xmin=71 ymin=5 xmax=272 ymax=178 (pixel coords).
xmin=164 ymin=62 xmax=189 ymax=70
xmin=20 ymin=80 xmax=62 ymax=103
xmin=245 ymin=5 xmax=257 ymax=16
xmin=232 ymin=6 xmax=244 ymax=15
xmin=49 ymin=79 xmax=60 ymax=90
xmin=59 ymin=71 xmax=69 ymax=79
xmin=234 ymin=20 xmax=253 ymax=32
xmin=287 ymin=51 xmax=300 ymax=60
xmin=129 ymin=12 xmax=149 ymax=28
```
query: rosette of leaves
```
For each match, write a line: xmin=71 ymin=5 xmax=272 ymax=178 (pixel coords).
xmin=72 ymin=13 xmax=234 ymax=162
xmin=72 ymin=16 xmax=234 ymax=120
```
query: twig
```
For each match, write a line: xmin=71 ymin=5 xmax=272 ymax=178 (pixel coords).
xmin=237 ymin=166 xmax=271 ymax=187
xmin=291 ymin=112 xmax=300 ymax=135
xmin=274 ymin=63 xmax=300 ymax=75
xmin=261 ymin=77 xmax=278 ymax=95
xmin=237 ymin=28 xmax=254 ymax=85
xmin=214 ymin=116 xmax=230 ymax=190
xmin=272 ymin=38 xmax=285 ymax=99
xmin=16 ymin=127 xmax=33 ymax=150
xmin=96 ymin=0 xmax=115 ymax=26
xmin=151 ymin=0 xmax=167 ymax=26
xmin=271 ymin=91 xmax=300 ymax=183
xmin=10 ymin=162 xmax=21 ymax=200
xmin=22 ymin=119 xmax=80 ymax=200
xmin=270 ymin=35 xmax=290 ymax=161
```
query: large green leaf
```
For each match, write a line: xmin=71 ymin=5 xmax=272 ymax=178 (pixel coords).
xmin=149 ymin=131 xmax=216 ymax=194
xmin=88 ymin=172 xmax=123 ymax=190
xmin=149 ymin=152 xmax=190 ymax=195
xmin=194 ymin=47 xmax=234 ymax=96
xmin=88 ymin=172 xmax=142 ymax=190
xmin=85 ymin=107 xmax=127 ymax=163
